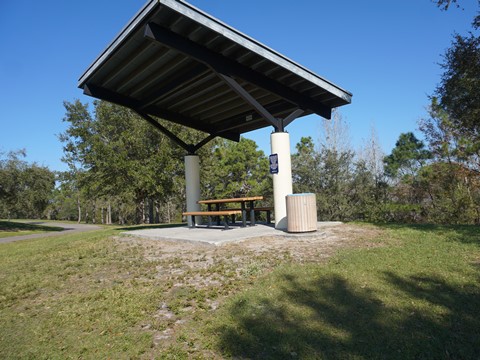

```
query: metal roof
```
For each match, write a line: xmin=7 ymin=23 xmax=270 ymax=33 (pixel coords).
xmin=78 ymin=0 xmax=352 ymax=143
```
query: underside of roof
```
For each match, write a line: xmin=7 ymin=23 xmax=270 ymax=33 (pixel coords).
xmin=79 ymin=0 xmax=352 ymax=144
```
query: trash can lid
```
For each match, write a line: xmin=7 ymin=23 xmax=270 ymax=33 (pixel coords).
xmin=287 ymin=193 xmax=315 ymax=196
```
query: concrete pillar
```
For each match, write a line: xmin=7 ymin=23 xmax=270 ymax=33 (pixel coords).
xmin=270 ymin=132 xmax=293 ymax=230
xmin=185 ymin=154 xmax=201 ymax=226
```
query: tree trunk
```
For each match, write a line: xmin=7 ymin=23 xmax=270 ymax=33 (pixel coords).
xmin=77 ymin=194 xmax=82 ymax=223
xmin=155 ymin=200 xmax=160 ymax=224
xmin=148 ymin=198 xmax=154 ymax=224
xmin=92 ymin=201 xmax=96 ymax=224
xmin=107 ymin=202 xmax=112 ymax=225
xmin=167 ymin=201 xmax=171 ymax=223
xmin=138 ymin=199 xmax=146 ymax=224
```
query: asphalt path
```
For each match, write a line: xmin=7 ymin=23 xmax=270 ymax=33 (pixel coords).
xmin=0 ymin=222 xmax=103 ymax=244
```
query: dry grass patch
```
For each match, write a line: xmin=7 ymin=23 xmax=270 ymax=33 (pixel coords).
xmin=114 ymin=222 xmax=383 ymax=355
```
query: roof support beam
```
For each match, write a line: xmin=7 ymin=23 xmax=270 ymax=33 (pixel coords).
xmin=83 ymin=83 xmax=240 ymax=143
xmin=210 ymin=99 xmax=305 ymax=134
xmin=216 ymin=75 xmax=306 ymax=132
xmin=144 ymin=22 xmax=332 ymax=119
xmin=191 ymin=133 xmax=217 ymax=153
xmin=282 ymin=109 xmax=305 ymax=128
xmin=135 ymin=111 xmax=216 ymax=154
xmin=217 ymin=74 xmax=280 ymax=130
xmin=135 ymin=111 xmax=195 ymax=153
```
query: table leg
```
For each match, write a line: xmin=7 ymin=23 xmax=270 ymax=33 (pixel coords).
xmin=249 ymin=200 xmax=255 ymax=226
xmin=215 ymin=204 xmax=221 ymax=225
xmin=241 ymin=202 xmax=247 ymax=227
xmin=223 ymin=215 xmax=230 ymax=230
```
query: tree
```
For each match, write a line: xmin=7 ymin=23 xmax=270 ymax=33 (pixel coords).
xmin=355 ymin=126 xmax=389 ymax=221
xmin=314 ymin=111 xmax=358 ymax=221
xmin=417 ymin=1 xmax=480 ymax=223
xmin=92 ymin=101 xmax=181 ymax=223
xmin=292 ymin=136 xmax=321 ymax=194
xmin=417 ymin=162 xmax=480 ymax=223
xmin=382 ymin=133 xmax=432 ymax=222
xmin=383 ymin=132 xmax=431 ymax=179
xmin=0 ymin=150 xmax=55 ymax=219
xmin=316 ymin=146 xmax=356 ymax=221
xmin=434 ymin=0 xmax=480 ymax=29
xmin=0 ymin=149 xmax=25 ymax=217
xmin=358 ymin=125 xmax=385 ymax=187
xmin=434 ymin=33 xmax=480 ymax=146
xmin=61 ymin=100 xmax=271 ymax=224
xmin=202 ymin=137 xmax=271 ymax=201
xmin=60 ymin=100 xmax=184 ymax=224
xmin=418 ymin=98 xmax=480 ymax=223
xmin=292 ymin=111 xmax=386 ymax=222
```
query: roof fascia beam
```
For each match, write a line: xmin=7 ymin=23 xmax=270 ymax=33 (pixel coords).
xmin=83 ymin=83 xmax=240 ymax=143
xmin=144 ymin=23 xmax=332 ymax=119
xmin=83 ymin=84 xmax=210 ymax=133
xmin=83 ymin=83 xmax=202 ymax=131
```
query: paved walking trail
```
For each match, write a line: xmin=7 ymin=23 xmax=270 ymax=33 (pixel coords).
xmin=0 ymin=222 xmax=102 ymax=244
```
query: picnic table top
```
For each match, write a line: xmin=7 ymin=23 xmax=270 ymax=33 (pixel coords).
xmin=198 ymin=196 xmax=263 ymax=204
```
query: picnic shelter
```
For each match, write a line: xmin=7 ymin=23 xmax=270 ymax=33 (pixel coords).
xmin=78 ymin=0 xmax=352 ymax=229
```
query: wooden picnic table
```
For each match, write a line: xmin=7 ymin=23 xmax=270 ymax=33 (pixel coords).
xmin=198 ymin=196 xmax=263 ymax=227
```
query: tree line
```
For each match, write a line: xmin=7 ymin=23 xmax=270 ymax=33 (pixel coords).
xmin=1 ymin=1 xmax=478 ymax=225
xmin=1 ymin=99 xmax=478 ymax=225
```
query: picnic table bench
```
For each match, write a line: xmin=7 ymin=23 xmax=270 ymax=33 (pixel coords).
xmin=183 ymin=210 xmax=242 ymax=230
xmin=228 ymin=206 xmax=273 ymax=224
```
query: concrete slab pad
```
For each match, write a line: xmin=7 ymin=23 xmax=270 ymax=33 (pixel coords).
xmin=122 ymin=222 xmax=342 ymax=246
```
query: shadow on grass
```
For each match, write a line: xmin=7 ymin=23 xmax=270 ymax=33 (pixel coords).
xmin=116 ymin=223 xmax=186 ymax=231
xmin=0 ymin=221 xmax=63 ymax=232
xmin=215 ymin=271 xmax=480 ymax=359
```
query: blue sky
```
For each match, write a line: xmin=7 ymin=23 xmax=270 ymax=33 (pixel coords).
xmin=0 ymin=0 xmax=476 ymax=171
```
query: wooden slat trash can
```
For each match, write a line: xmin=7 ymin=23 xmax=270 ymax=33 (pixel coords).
xmin=286 ymin=193 xmax=317 ymax=233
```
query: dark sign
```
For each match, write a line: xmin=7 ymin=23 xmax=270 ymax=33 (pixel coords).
xmin=269 ymin=154 xmax=279 ymax=174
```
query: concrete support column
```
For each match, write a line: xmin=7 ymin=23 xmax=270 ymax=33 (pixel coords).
xmin=185 ymin=154 xmax=201 ymax=226
xmin=270 ymin=132 xmax=293 ymax=230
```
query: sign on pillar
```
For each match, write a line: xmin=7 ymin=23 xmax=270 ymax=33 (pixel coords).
xmin=270 ymin=132 xmax=293 ymax=230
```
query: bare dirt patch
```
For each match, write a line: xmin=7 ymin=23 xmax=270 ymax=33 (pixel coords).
xmin=116 ymin=222 xmax=385 ymax=353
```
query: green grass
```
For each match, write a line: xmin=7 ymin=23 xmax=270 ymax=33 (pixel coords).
xmin=203 ymin=224 xmax=480 ymax=359
xmin=0 ymin=224 xmax=478 ymax=359
xmin=0 ymin=220 xmax=63 ymax=238
xmin=0 ymin=228 xmax=166 ymax=359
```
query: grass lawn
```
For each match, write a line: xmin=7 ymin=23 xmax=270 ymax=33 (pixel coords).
xmin=0 ymin=223 xmax=478 ymax=359
xmin=205 ymin=225 xmax=480 ymax=359
xmin=0 ymin=220 xmax=63 ymax=238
